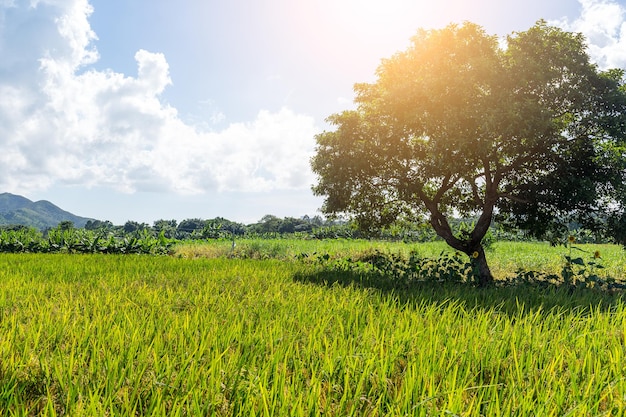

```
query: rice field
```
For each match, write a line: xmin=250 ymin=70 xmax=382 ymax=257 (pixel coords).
xmin=174 ymin=238 xmax=626 ymax=281
xmin=0 ymin=242 xmax=625 ymax=415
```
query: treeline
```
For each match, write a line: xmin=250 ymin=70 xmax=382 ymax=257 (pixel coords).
xmin=0 ymin=213 xmax=614 ymax=255
xmin=84 ymin=215 xmax=346 ymax=240
xmin=83 ymin=215 xmax=441 ymax=241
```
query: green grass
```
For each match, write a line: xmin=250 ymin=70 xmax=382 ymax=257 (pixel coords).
xmin=174 ymin=239 xmax=626 ymax=281
xmin=489 ymin=241 xmax=626 ymax=279
xmin=0 ymin=250 xmax=625 ymax=415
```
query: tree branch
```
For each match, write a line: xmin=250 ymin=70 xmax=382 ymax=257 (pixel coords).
xmin=434 ymin=173 xmax=460 ymax=203
xmin=469 ymin=178 xmax=483 ymax=206
xmin=498 ymin=193 xmax=531 ymax=204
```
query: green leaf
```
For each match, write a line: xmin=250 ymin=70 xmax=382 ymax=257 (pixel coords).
xmin=570 ymin=257 xmax=585 ymax=265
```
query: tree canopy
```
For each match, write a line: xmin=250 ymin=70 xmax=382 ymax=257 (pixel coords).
xmin=311 ymin=21 xmax=626 ymax=285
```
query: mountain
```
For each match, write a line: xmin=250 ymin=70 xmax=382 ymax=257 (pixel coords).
xmin=0 ymin=193 xmax=94 ymax=229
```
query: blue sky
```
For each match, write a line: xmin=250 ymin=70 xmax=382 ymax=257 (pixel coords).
xmin=1 ymin=0 xmax=625 ymax=225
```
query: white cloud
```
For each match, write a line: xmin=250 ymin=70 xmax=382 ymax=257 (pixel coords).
xmin=554 ymin=0 xmax=626 ymax=69
xmin=0 ymin=0 xmax=320 ymax=196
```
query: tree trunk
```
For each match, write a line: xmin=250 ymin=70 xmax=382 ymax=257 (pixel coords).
xmin=426 ymin=204 xmax=495 ymax=286
xmin=469 ymin=245 xmax=493 ymax=286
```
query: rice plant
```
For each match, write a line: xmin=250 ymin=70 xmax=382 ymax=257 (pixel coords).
xmin=0 ymin=253 xmax=624 ymax=415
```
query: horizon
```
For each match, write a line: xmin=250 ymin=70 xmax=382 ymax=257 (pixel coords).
xmin=0 ymin=191 xmax=322 ymax=226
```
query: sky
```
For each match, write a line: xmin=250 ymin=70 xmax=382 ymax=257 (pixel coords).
xmin=0 ymin=0 xmax=625 ymax=225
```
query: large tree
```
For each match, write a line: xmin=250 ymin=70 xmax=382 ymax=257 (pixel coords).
xmin=311 ymin=21 xmax=626 ymax=285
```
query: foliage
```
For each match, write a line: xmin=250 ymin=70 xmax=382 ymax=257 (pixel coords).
xmin=84 ymin=219 xmax=114 ymax=230
xmin=152 ymin=219 xmax=178 ymax=238
xmin=0 ymin=226 xmax=43 ymax=253
xmin=0 ymin=224 xmax=174 ymax=255
xmin=513 ymin=237 xmax=626 ymax=292
xmin=172 ymin=238 xmax=626 ymax=283
xmin=301 ymin=245 xmax=624 ymax=292
xmin=298 ymin=249 xmax=473 ymax=287
xmin=247 ymin=214 xmax=325 ymax=235
xmin=311 ymin=21 xmax=626 ymax=285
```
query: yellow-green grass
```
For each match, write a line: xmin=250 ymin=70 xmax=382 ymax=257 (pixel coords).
xmin=0 ymin=253 xmax=625 ymax=415
xmin=489 ymin=241 xmax=626 ymax=280
xmin=173 ymin=239 xmax=626 ymax=281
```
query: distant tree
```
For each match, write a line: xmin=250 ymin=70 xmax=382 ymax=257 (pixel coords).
xmin=311 ymin=21 xmax=626 ymax=285
xmin=0 ymin=224 xmax=31 ymax=232
xmin=249 ymin=215 xmax=283 ymax=234
xmin=199 ymin=218 xmax=244 ymax=239
xmin=85 ymin=220 xmax=113 ymax=231
xmin=123 ymin=221 xmax=148 ymax=234
xmin=176 ymin=218 xmax=207 ymax=239
xmin=278 ymin=217 xmax=297 ymax=234
xmin=212 ymin=217 xmax=246 ymax=235
xmin=294 ymin=221 xmax=313 ymax=233
xmin=309 ymin=215 xmax=325 ymax=227
xmin=58 ymin=221 xmax=74 ymax=231
xmin=247 ymin=215 xmax=314 ymax=234
xmin=153 ymin=219 xmax=177 ymax=238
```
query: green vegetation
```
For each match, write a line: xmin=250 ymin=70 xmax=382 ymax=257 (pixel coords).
xmin=0 ymin=242 xmax=625 ymax=415
xmin=0 ymin=225 xmax=174 ymax=255
xmin=2 ymin=220 xmax=623 ymax=287
xmin=173 ymin=238 xmax=626 ymax=285
xmin=311 ymin=21 xmax=626 ymax=285
xmin=2 ymin=214 xmax=624 ymax=291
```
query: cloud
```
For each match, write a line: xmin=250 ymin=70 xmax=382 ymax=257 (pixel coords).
xmin=0 ymin=0 xmax=320 ymax=195
xmin=553 ymin=0 xmax=626 ymax=69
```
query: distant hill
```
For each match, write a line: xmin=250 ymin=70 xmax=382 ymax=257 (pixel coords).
xmin=0 ymin=193 xmax=93 ymax=229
